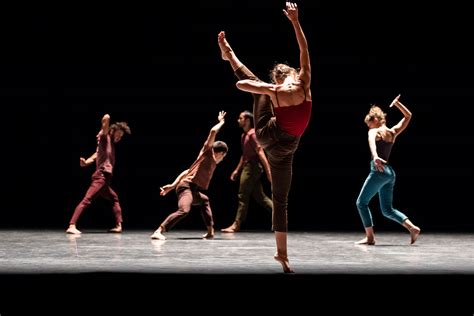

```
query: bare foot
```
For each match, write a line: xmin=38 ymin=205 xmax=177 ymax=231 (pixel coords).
xmin=202 ymin=231 xmax=214 ymax=239
xmin=410 ymin=226 xmax=421 ymax=244
xmin=150 ymin=239 xmax=166 ymax=254
xmin=221 ymin=227 xmax=238 ymax=233
xmin=355 ymin=237 xmax=375 ymax=245
xmin=66 ymin=226 xmax=81 ymax=235
xmin=66 ymin=234 xmax=81 ymax=241
xmin=274 ymin=253 xmax=294 ymax=274
xmin=218 ymin=31 xmax=232 ymax=61
xmin=221 ymin=222 xmax=240 ymax=233
xmin=150 ymin=231 xmax=167 ymax=240
xmin=109 ymin=226 xmax=122 ymax=233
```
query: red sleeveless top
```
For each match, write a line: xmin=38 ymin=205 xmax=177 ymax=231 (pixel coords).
xmin=273 ymin=81 xmax=312 ymax=136
xmin=274 ymin=100 xmax=312 ymax=136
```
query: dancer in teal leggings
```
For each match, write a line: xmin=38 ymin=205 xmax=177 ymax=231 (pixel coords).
xmin=356 ymin=95 xmax=421 ymax=245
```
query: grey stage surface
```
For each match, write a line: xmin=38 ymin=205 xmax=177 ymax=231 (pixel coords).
xmin=0 ymin=230 xmax=472 ymax=274
xmin=0 ymin=230 xmax=472 ymax=313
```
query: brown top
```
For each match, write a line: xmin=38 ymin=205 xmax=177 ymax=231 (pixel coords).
xmin=183 ymin=144 xmax=216 ymax=190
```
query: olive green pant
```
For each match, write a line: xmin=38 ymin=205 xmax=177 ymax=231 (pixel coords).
xmin=235 ymin=161 xmax=273 ymax=223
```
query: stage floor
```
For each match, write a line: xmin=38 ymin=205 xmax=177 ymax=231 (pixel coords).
xmin=0 ymin=229 xmax=472 ymax=274
xmin=0 ymin=230 xmax=472 ymax=313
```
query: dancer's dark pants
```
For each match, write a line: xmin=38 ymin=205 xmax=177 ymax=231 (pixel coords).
xmin=160 ymin=182 xmax=214 ymax=231
xmin=235 ymin=66 xmax=300 ymax=232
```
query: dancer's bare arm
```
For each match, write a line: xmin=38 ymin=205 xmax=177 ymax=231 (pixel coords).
xmin=368 ymin=129 xmax=386 ymax=172
xmin=101 ymin=114 xmax=110 ymax=135
xmin=230 ymin=156 xmax=244 ymax=181
xmin=160 ymin=169 xmax=189 ymax=196
xmin=203 ymin=111 xmax=226 ymax=149
xmin=390 ymin=95 xmax=412 ymax=136
xmin=283 ymin=2 xmax=311 ymax=94
xmin=79 ymin=153 xmax=97 ymax=167
xmin=236 ymin=80 xmax=276 ymax=96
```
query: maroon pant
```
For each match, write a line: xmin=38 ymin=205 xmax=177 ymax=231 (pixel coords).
xmin=160 ymin=182 xmax=214 ymax=231
xmin=70 ymin=170 xmax=123 ymax=225
xmin=235 ymin=66 xmax=300 ymax=232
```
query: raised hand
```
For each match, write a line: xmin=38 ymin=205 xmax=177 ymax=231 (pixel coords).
xmin=218 ymin=110 xmax=226 ymax=122
xmin=390 ymin=94 xmax=401 ymax=108
xmin=283 ymin=2 xmax=299 ymax=22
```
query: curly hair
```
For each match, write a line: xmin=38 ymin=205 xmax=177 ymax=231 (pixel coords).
xmin=110 ymin=122 xmax=131 ymax=135
xmin=364 ymin=105 xmax=386 ymax=125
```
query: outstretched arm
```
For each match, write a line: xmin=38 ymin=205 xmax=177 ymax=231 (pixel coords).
xmin=283 ymin=2 xmax=311 ymax=90
xmin=86 ymin=113 xmax=110 ymax=167
xmin=390 ymin=94 xmax=412 ymax=136
xmin=79 ymin=152 xmax=97 ymax=167
xmin=101 ymin=114 xmax=110 ymax=135
xmin=204 ymin=111 xmax=226 ymax=148
xmin=160 ymin=169 xmax=189 ymax=196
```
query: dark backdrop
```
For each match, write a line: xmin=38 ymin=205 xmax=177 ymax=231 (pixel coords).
xmin=2 ymin=1 xmax=472 ymax=232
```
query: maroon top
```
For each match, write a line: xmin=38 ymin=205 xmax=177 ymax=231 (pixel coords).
xmin=184 ymin=144 xmax=216 ymax=190
xmin=241 ymin=128 xmax=260 ymax=164
xmin=273 ymin=100 xmax=312 ymax=137
xmin=96 ymin=131 xmax=115 ymax=174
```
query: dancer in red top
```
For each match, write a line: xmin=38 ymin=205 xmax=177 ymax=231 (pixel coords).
xmin=67 ymin=114 xmax=131 ymax=235
xmin=218 ymin=2 xmax=312 ymax=273
xmin=221 ymin=110 xmax=273 ymax=233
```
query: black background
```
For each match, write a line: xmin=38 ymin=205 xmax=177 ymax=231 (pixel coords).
xmin=2 ymin=1 xmax=473 ymax=232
